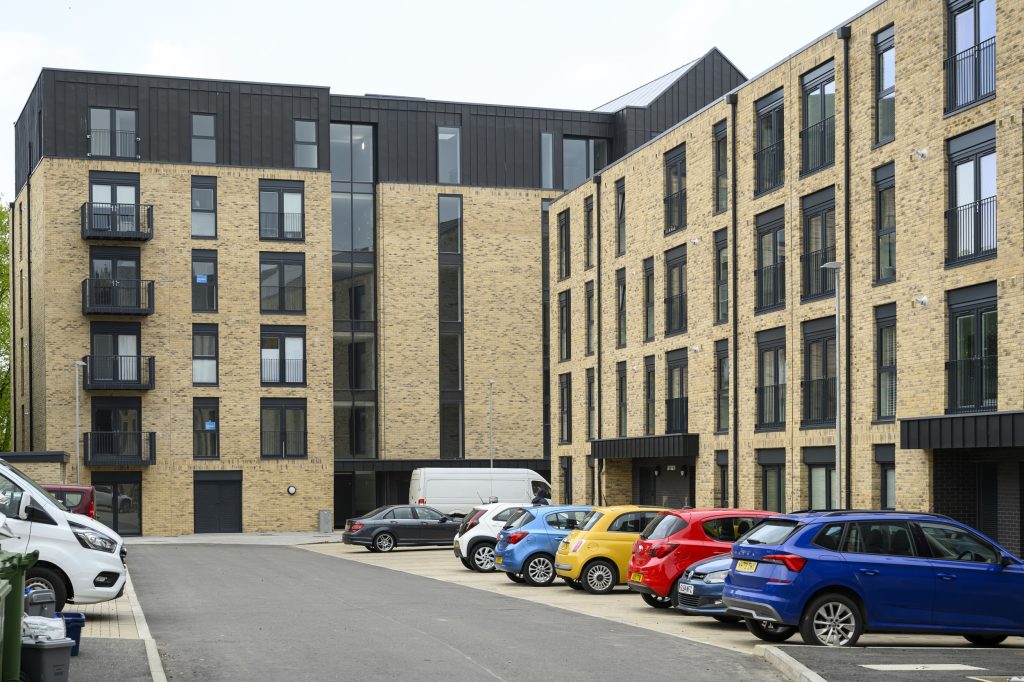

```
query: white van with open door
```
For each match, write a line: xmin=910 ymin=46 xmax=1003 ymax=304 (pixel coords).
xmin=410 ymin=468 xmax=550 ymax=516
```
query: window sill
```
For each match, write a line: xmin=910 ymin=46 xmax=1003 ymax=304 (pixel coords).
xmin=193 ymin=456 xmax=220 ymax=461
xmin=259 ymin=237 xmax=306 ymax=243
xmin=557 ymin=275 xmax=570 ymax=283
xmin=557 ymin=357 xmax=571 ymax=364
xmin=873 ymin=277 xmax=895 ymax=287
xmin=584 ymin=265 xmax=594 ymax=271
xmin=585 ymin=351 xmax=595 ymax=357
xmin=945 ymin=251 xmax=997 ymax=269
xmin=260 ymin=455 xmax=309 ymax=460
xmin=712 ymin=207 xmax=727 ymax=217
xmin=190 ymin=235 xmax=218 ymax=240
xmin=945 ymin=406 xmax=998 ymax=416
xmin=260 ymin=310 xmax=307 ymax=315
xmin=665 ymin=328 xmax=687 ymax=338
xmin=944 ymin=93 xmax=996 ymax=119
xmin=664 ymin=226 xmax=686 ymax=237
xmin=192 ymin=308 xmax=218 ymax=314
xmin=713 ymin=318 xmax=728 ymax=326
xmin=193 ymin=382 xmax=219 ymax=387
xmin=713 ymin=429 xmax=729 ymax=436
xmin=800 ymin=422 xmax=835 ymax=431
xmin=755 ymin=303 xmax=785 ymax=316
xmin=753 ymin=184 xmax=784 ymax=200
xmin=800 ymin=291 xmax=835 ymax=304
xmin=261 ymin=383 xmax=309 ymax=388
xmin=558 ymin=440 xmax=572 ymax=446
xmin=872 ymin=137 xmax=894 ymax=151
xmin=616 ymin=343 xmax=627 ymax=350
xmin=871 ymin=417 xmax=896 ymax=425
xmin=754 ymin=424 xmax=786 ymax=433
xmin=643 ymin=337 xmax=654 ymax=344
xmin=799 ymin=161 xmax=835 ymax=180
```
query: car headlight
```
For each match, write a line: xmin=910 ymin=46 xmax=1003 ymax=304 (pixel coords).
xmin=703 ymin=570 xmax=729 ymax=584
xmin=73 ymin=527 xmax=117 ymax=553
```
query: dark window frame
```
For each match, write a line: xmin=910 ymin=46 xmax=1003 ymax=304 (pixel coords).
xmin=644 ymin=355 xmax=656 ymax=436
xmin=540 ymin=132 xmax=554 ymax=189
xmin=876 ymin=306 xmax=897 ymax=421
xmin=193 ymin=397 xmax=219 ymax=460
xmin=664 ymin=247 xmax=687 ymax=336
xmin=875 ymin=26 xmax=896 ymax=145
xmin=946 ymin=285 xmax=997 ymax=414
xmin=191 ymin=113 xmax=216 ymax=164
xmin=666 ymin=350 xmax=687 ymax=435
xmin=260 ymin=325 xmax=307 ymax=387
xmin=714 ymin=230 xmax=729 ymax=324
xmin=875 ymin=164 xmax=896 ymax=283
xmin=643 ymin=258 xmax=655 ymax=342
xmin=437 ymin=126 xmax=461 ymax=185
xmin=585 ymin=280 xmax=595 ymax=356
xmin=88 ymin=107 xmax=137 ymax=159
xmin=260 ymin=397 xmax=308 ymax=459
xmin=615 ymin=179 xmax=626 ymax=256
xmin=713 ymin=121 xmax=728 ymax=214
xmin=293 ymin=119 xmax=318 ymax=169
xmin=756 ymin=330 xmax=786 ymax=431
xmin=557 ymin=209 xmax=571 ymax=280
xmin=801 ymin=192 xmax=836 ymax=302
xmin=664 ymin=144 xmax=686 ymax=234
xmin=260 ymin=252 xmax=306 ymax=314
xmin=192 ymin=323 xmax=218 ymax=387
xmin=584 ymin=196 xmax=594 ymax=269
xmin=259 ymin=180 xmax=305 ymax=242
xmin=800 ymin=63 xmax=836 ymax=176
xmin=716 ymin=454 xmax=729 ymax=507
xmin=715 ymin=341 xmax=729 ymax=434
xmin=754 ymin=92 xmax=785 ymax=196
xmin=615 ymin=268 xmax=626 ymax=348
xmin=191 ymin=176 xmax=217 ymax=239
xmin=880 ymin=462 xmax=896 ymax=510
xmin=616 ymin=361 xmax=627 ymax=437
xmin=558 ymin=290 xmax=572 ymax=362
xmin=807 ymin=462 xmax=837 ymax=510
xmin=946 ymin=127 xmax=996 ymax=266
xmin=762 ymin=463 xmax=786 ymax=513
xmin=558 ymin=373 xmax=573 ymax=444
xmin=802 ymin=319 xmax=837 ymax=429
xmin=945 ymin=0 xmax=996 ymax=114
xmin=191 ymin=249 xmax=217 ymax=313
xmin=586 ymin=367 xmax=596 ymax=441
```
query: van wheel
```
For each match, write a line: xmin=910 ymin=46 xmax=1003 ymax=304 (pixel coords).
xmin=641 ymin=592 xmax=672 ymax=609
xmin=581 ymin=560 xmax=617 ymax=594
xmin=372 ymin=533 xmax=396 ymax=553
xmin=964 ymin=634 xmax=1007 ymax=647
xmin=562 ymin=578 xmax=583 ymax=590
xmin=506 ymin=572 xmax=526 ymax=584
xmin=799 ymin=593 xmax=864 ymax=647
xmin=470 ymin=542 xmax=497 ymax=572
xmin=25 ymin=567 xmax=67 ymax=612
xmin=523 ymin=555 xmax=556 ymax=586
xmin=745 ymin=619 xmax=797 ymax=643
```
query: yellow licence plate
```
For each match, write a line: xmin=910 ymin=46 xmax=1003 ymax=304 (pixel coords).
xmin=630 ymin=572 xmax=644 ymax=583
xmin=736 ymin=560 xmax=757 ymax=573
xmin=495 ymin=557 xmax=503 ymax=564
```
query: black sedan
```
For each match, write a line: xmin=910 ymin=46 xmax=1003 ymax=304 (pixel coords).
xmin=342 ymin=505 xmax=461 ymax=552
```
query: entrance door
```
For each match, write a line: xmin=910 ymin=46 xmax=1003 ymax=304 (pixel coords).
xmin=92 ymin=472 xmax=142 ymax=536
xmin=193 ymin=472 xmax=242 ymax=533
xmin=335 ymin=473 xmax=354 ymax=528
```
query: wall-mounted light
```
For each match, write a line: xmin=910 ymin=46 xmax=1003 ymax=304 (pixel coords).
xmin=914 ymin=149 xmax=928 ymax=160
xmin=689 ymin=345 xmax=702 ymax=353
xmin=913 ymin=296 xmax=928 ymax=307
xmin=287 ymin=485 xmax=297 ymax=495
xmin=690 ymin=237 xmax=701 ymax=245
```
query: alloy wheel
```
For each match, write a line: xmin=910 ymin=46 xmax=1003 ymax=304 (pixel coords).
xmin=472 ymin=544 xmax=496 ymax=571
xmin=812 ymin=601 xmax=856 ymax=646
xmin=585 ymin=563 xmax=614 ymax=592
xmin=526 ymin=557 xmax=554 ymax=585
xmin=374 ymin=533 xmax=395 ymax=552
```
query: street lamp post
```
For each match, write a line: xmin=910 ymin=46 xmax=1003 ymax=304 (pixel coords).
xmin=821 ymin=261 xmax=843 ymax=509
xmin=74 ymin=359 xmax=87 ymax=485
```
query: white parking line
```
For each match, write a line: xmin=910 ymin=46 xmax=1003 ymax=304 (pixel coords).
xmin=861 ymin=663 xmax=987 ymax=671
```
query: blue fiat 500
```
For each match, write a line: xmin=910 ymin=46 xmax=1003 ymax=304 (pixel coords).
xmin=495 ymin=505 xmax=592 ymax=587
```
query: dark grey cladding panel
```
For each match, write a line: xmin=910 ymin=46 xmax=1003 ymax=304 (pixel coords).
xmin=900 ymin=411 xmax=1024 ymax=450
xmin=802 ymin=446 xmax=835 ymax=464
xmin=1 ymin=451 xmax=68 ymax=464
xmin=591 ymin=433 xmax=699 ymax=460
xmin=335 ymin=459 xmax=550 ymax=473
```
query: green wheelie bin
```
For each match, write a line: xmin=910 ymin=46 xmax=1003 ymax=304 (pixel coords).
xmin=0 ymin=550 xmax=38 ymax=682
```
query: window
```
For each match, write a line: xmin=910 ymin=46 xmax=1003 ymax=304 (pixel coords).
xmin=615 ymin=179 xmax=626 ymax=256
xmin=558 ymin=290 xmax=571 ymax=361
xmin=802 ymin=187 xmax=837 ymax=301
xmin=754 ymin=90 xmax=784 ymax=195
xmin=333 ymin=262 xmax=374 ymax=322
xmin=88 ymin=172 xmax=141 ymax=236
xmin=437 ymin=195 xmax=462 ymax=256
xmin=644 ymin=356 xmax=655 ymax=436
xmin=802 ymin=317 xmax=836 ymax=428
xmin=584 ymin=196 xmax=594 ymax=269
xmin=608 ymin=511 xmax=657 ymax=534
xmin=716 ymin=452 xmax=729 ymax=507
xmin=436 ymin=331 xmax=460 ymax=391
xmin=439 ymin=265 xmax=462 ymax=322
xmin=714 ymin=230 xmax=728 ymax=324
xmin=261 ymin=398 xmax=306 ymax=458
xmin=193 ymin=398 xmax=219 ymax=459
xmin=191 ymin=250 xmax=217 ymax=312
xmin=643 ymin=258 xmax=654 ymax=342
xmin=713 ymin=121 xmax=728 ymax=213
xmin=762 ymin=463 xmax=785 ymax=513
xmin=439 ymin=194 xmax=464 ymax=460
xmin=558 ymin=373 xmax=572 ymax=444
xmin=586 ymin=368 xmax=596 ymax=441
xmin=947 ymin=281 xmax=997 ymax=413
xmin=585 ymin=281 xmax=595 ymax=356
xmin=331 ymin=123 xmax=375 ymax=254
xmin=330 ymin=123 xmax=374 ymax=184
xmin=260 ymin=181 xmax=304 ymax=241
xmin=438 ymin=126 xmax=461 ymax=184
xmin=715 ymin=340 xmax=729 ymax=433
xmin=801 ymin=62 xmax=836 ymax=174
xmin=664 ymin=246 xmax=686 ymax=335
xmin=89 ymin=107 xmax=136 ymax=158
xmin=88 ymin=246 xmax=141 ymax=313
xmin=666 ymin=349 xmax=687 ymax=434
xmin=807 ymin=463 xmax=837 ymax=510
xmin=918 ymin=521 xmax=997 ymax=563
xmin=192 ymin=114 xmax=216 ymax=164
xmin=191 ymin=177 xmax=216 ymax=238
xmin=261 ymin=327 xmax=305 ymax=385
xmin=192 ymin=324 xmax=218 ymax=386
xmin=615 ymin=269 xmax=626 ymax=347
xmin=876 ymin=445 xmax=896 ymax=510
xmin=703 ymin=517 xmax=763 ymax=542
xmin=664 ymin=144 xmax=686 ymax=233
xmin=260 ymin=252 xmax=305 ymax=314
xmin=945 ymin=0 xmax=996 ymax=112
xmin=557 ymin=210 xmax=570 ymax=279
xmin=755 ymin=207 xmax=785 ymax=311
xmin=616 ymin=361 xmax=627 ymax=437
xmin=294 ymin=120 xmax=317 ymax=169
xmin=876 ymin=304 xmax=896 ymax=420
xmin=875 ymin=164 xmax=895 ymax=282
xmin=563 ymin=137 xmax=608 ymax=190
xmin=757 ymin=328 xmax=786 ymax=430
xmin=947 ymin=124 xmax=996 ymax=264
xmin=540 ymin=133 xmax=553 ymax=189
xmin=440 ymin=401 xmax=463 ymax=460
xmin=842 ymin=521 xmax=915 ymax=557
xmin=89 ymin=321 xmax=141 ymax=386
xmin=875 ymin=26 xmax=895 ymax=144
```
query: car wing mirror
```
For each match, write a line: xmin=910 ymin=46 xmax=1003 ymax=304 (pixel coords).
xmin=17 ymin=493 xmax=31 ymax=521
xmin=440 ymin=517 xmax=449 ymax=523
xmin=1000 ymin=554 xmax=1014 ymax=568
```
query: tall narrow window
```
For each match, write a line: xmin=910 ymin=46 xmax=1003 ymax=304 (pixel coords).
xmin=193 ymin=398 xmax=219 ymax=459
xmin=615 ymin=268 xmax=626 ymax=347
xmin=945 ymin=0 xmax=996 ymax=112
xmin=664 ymin=145 xmax=686 ymax=233
xmin=557 ymin=209 xmax=570 ymax=279
xmin=191 ymin=176 xmax=216 ymax=238
xmin=616 ymin=361 xmax=627 ymax=437
xmin=875 ymin=164 xmax=896 ymax=283
xmin=947 ymin=281 xmax=997 ymax=413
xmin=716 ymin=451 xmax=729 ymax=507
xmin=563 ymin=138 xmax=608 ymax=190
xmin=754 ymin=90 xmax=784 ymax=195
xmin=260 ymin=326 xmax=305 ymax=385
xmin=801 ymin=187 xmax=836 ymax=301
xmin=758 ymin=451 xmax=786 ymax=512
xmin=714 ymin=229 xmax=728 ymax=324
xmin=261 ymin=398 xmax=307 ymax=458
xmin=802 ymin=317 xmax=836 ymax=428
xmin=666 ymin=350 xmax=687 ymax=434
xmin=192 ymin=324 xmax=218 ymax=386
xmin=584 ymin=196 xmax=594 ymax=269
xmin=643 ymin=258 xmax=654 ymax=342
xmin=294 ymin=120 xmax=318 ymax=169
xmin=665 ymin=246 xmax=686 ymax=335
xmin=947 ymin=124 xmax=996 ymax=264
xmin=439 ymin=195 xmax=464 ymax=459
xmin=192 ymin=114 xmax=216 ymax=164
xmin=756 ymin=328 xmax=786 ymax=430
xmin=644 ymin=356 xmax=655 ymax=436
xmin=260 ymin=181 xmax=304 ymax=241
xmin=558 ymin=290 xmax=571 ymax=361
xmin=615 ymin=179 xmax=626 ymax=256
xmin=438 ymin=126 xmax=461 ymax=184
xmin=876 ymin=445 xmax=896 ymax=510
xmin=713 ymin=121 xmax=728 ymax=213
xmin=755 ymin=207 xmax=786 ymax=312
xmin=540 ymin=133 xmax=554 ymax=189
xmin=875 ymin=26 xmax=895 ymax=144
xmin=586 ymin=368 xmax=596 ymax=441
xmin=715 ymin=340 xmax=729 ymax=433
xmin=558 ymin=373 xmax=572 ymax=444
xmin=260 ymin=252 xmax=306 ymax=314
xmin=801 ymin=62 xmax=835 ymax=174
xmin=191 ymin=250 xmax=217 ymax=312
xmin=807 ymin=459 xmax=837 ymax=510
xmin=876 ymin=304 xmax=896 ymax=420
xmin=89 ymin=108 xmax=136 ymax=158
xmin=585 ymin=281 xmax=595 ymax=356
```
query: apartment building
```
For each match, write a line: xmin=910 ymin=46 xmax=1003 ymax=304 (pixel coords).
xmin=9 ymin=54 xmax=744 ymax=534
xmin=549 ymin=0 xmax=1024 ymax=556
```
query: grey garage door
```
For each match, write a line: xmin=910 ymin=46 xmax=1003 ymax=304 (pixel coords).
xmin=194 ymin=471 xmax=242 ymax=534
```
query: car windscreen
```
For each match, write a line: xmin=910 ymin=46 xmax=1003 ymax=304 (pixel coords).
xmin=3 ymin=464 xmax=67 ymax=512
xmin=640 ymin=513 xmax=687 ymax=540
xmin=502 ymin=508 xmax=531 ymax=530
xmin=736 ymin=519 xmax=799 ymax=546
xmin=580 ymin=511 xmax=604 ymax=531
xmin=506 ymin=512 xmax=534 ymax=531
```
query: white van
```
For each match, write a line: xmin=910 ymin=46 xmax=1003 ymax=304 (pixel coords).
xmin=0 ymin=459 xmax=126 ymax=611
xmin=410 ymin=468 xmax=550 ymax=516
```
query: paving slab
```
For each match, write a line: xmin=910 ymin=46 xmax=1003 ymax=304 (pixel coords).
xmin=70 ymin=638 xmax=151 ymax=682
xmin=778 ymin=645 xmax=1024 ymax=682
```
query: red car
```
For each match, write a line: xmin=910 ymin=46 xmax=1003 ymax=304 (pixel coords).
xmin=627 ymin=508 xmax=773 ymax=608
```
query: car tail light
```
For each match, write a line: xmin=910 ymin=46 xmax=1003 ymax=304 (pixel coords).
xmin=350 ymin=523 xmax=364 ymax=532
xmin=88 ymin=497 xmax=96 ymax=519
xmin=465 ymin=510 xmax=485 ymax=533
xmin=417 ymin=498 xmax=426 ymax=505
xmin=507 ymin=531 xmax=529 ymax=545
xmin=763 ymin=553 xmax=807 ymax=572
xmin=647 ymin=543 xmax=678 ymax=559
xmin=571 ymin=539 xmax=585 ymax=553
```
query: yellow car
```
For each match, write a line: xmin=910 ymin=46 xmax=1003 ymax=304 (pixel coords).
xmin=554 ymin=505 xmax=667 ymax=594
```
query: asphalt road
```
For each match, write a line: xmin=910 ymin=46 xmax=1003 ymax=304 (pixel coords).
xmin=781 ymin=644 xmax=1024 ymax=682
xmin=128 ymin=544 xmax=775 ymax=682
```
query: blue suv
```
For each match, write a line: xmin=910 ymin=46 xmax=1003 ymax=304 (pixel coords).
xmin=495 ymin=505 xmax=591 ymax=586
xmin=722 ymin=511 xmax=1024 ymax=647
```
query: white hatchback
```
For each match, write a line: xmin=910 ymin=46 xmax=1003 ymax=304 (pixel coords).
xmin=453 ymin=503 xmax=525 ymax=572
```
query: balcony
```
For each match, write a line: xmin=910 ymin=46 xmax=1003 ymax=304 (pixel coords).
xmin=945 ymin=37 xmax=995 ymax=113
xmin=664 ymin=293 xmax=687 ymax=335
xmin=801 ymin=376 xmax=836 ymax=427
xmin=80 ymin=203 xmax=153 ymax=240
xmin=800 ymin=116 xmax=835 ymax=175
xmin=259 ymin=212 xmax=304 ymax=240
xmin=756 ymin=383 xmax=786 ymax=430
xmin=666 ymin=397 xmax=688 ymax=434
xmin=946 ymin=196 xmax=996 ymax=265
xmin=947 ymin=356 xmax=997 ymax=414
xmin=755 ymin=260 xmax=785 ymax=312
xmin=801 ymin=245 xmax=836 ymax=300
xmin=261 ymin=359 xmax=305 ymax=385
xmin=82 ymin=279 xmax=154 ymax=315
xmin=260 ymin=285 xmax=305 ymax=313
xmin=261 ymin=430 xmax=306 ymax=458
xmin=664 ymin=190 xmax=686 ymax=233
xmin=83 ymin=432 xmax=156 ymax=466
xmin=82 ymin=355 xmax=155 ymax=391
xmin=87 ymin=129 xmax=138 ymax=159
xmin=754 ymin=141 xmax=784 ymax=195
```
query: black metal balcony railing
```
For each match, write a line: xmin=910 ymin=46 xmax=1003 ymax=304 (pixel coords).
xmin=754 ymin=141 xmax=784 ymax=195
xmin=88 ymin=129 xmax=138 ymax=158
xmin=715 ymin=283 xmax=728 ymax=323
xmin=193 ymin=431 xmax=219 ymax=459
xmin=81 ymin=278 xmax=155 ymax=315
xmin=259 ymin=212 xmax=304 ymax=240
xmin=82 ymin=355 xmax=155 ymax=390
xmin=260 ymin=285 xmax=305 ymax=312
xmin=664 ymin=190 xmax=687 ymax=233
xmin=801 ymin=245 xmax=836 ymax=300
xmin=261 ymin=359 xmax=305 ymax=384
xmin=800 ymin=116 xmax=835 ymax=174
xmin=946 ymin=196 xmax=996 ymax=265
xmin=755 ymin=260 xmax=785 ymax=311
xmin=666 ymin=397 xmax=688 ymax=434
xmin=83 ymin=432 xmax=156 ymax=466
xmin=947 ymin=356 xmax=997 ymax=414
xmin=945 ymin=37 xmax=996 ymax=112
xmin=81 ymin=203 xmax=154 ymax=240
xmin=261 ymin=431 xmax=306 ymax=458
xmin=665 ymin=293 xmax=687 ymax=334
xmin=192 ymin=282 xmax=217 ymax=312
xmin=801 ymin=376 xmax=837 ymax=426
xmin=756 ymin=383 xmax=786 ymax=429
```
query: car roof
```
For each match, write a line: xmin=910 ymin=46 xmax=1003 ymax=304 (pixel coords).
xmin=593 ymin=505 xmax=667 ymax=514
xmin=670 ymin=508 xmax=775 ymax=521
xmin=768 ymin=510 xmax=954 ymax=524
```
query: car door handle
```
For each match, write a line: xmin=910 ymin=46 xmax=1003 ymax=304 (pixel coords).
xmin=858 ymin=569 xmax=879 ymax=576
xmin=937 ymin=573 xmax=956 ymax=581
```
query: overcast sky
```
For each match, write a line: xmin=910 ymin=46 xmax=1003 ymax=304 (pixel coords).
xmin=3 ymin=0 xmax=873 ymax=199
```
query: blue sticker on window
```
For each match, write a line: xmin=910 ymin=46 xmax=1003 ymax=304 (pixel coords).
xmin=204 ymin=421 xmax=216 ymax=431
xmin=196 ymin=274 xmax=208 ymax=284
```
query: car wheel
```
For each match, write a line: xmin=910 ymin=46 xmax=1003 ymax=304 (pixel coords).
xmin=641 ymin=592 xmax=673 ymax=609
xmin=506 ymin=572 xmax=526 ymax=584
xmin=459 ymin=557 xmax=473 ymax=570
xmin=470 ymin=542 xmax=497 ymax=572
xmin=745 ymin=619 xmax=797 ymax=643
xmin=25 ymin=567 xmax=68 ymax=612
xmin=799 ymin=593 xmax=864 ymax=647
xmin=964 ymin=634 xmax=1007 ymax=647
xmin=581 ymin=560 xmax=617 ymax=595
xmin=713 ymin=615 xmax=742 ymax=624
xmin=562 ymin=578 xmax=583 ymax=590
xmin=523 ymin=555 xmax=556 ymax=587
xmin=372 ymin=532 xmax=396 ymax=553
